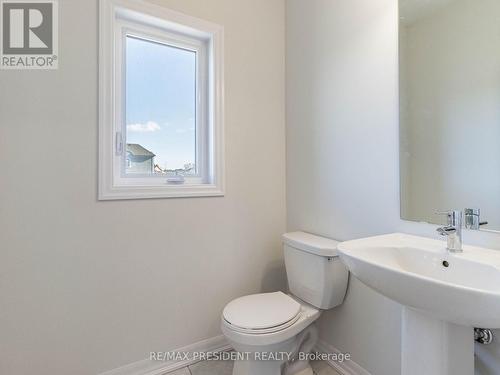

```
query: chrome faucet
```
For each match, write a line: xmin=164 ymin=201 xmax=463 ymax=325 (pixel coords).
xmin=436 ymin=210 xmax=463 ymax=253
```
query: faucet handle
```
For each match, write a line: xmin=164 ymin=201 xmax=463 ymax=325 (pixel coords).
xmin=436 ymin=209 xmax=460 ymax=216
xmin=435 ymin=210 xmax=462 ymax=225
xmin=437 ymin=226 xmax=457 ymax=236
xmin=436 ymin=210 xmax=452 ymax=217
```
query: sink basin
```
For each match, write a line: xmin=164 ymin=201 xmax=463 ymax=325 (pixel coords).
xmin=337 ymin=233 xmax=500 ymax=375
xmin=337 ymin=233 xmax=500 ymax=327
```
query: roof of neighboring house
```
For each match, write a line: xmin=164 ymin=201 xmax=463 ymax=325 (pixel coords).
xmin=126 ymin=144 xmax=155 ymax=157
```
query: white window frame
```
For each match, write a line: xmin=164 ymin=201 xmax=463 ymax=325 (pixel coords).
xmin=99 ymin=0 xmax=224 ymax=200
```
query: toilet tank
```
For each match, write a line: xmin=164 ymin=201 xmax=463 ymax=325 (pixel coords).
xmin=283 ymin=232 xmax=348 ymax=309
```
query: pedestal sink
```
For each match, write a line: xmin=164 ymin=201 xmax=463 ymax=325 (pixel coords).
xmin=337 ymin=233 xmax=500 ymax=375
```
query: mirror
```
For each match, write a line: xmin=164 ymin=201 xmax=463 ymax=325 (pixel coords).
xmin=399 ymin=0 xmax=500 ymax=230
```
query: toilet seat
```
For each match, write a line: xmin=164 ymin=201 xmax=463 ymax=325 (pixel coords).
xmin=221 ymin=294 xmax=321 ymax=347
xmin=224 ymin=311 xmax=302 ymax=334
xmin=223 ymin=292 xmax=301 ymax=334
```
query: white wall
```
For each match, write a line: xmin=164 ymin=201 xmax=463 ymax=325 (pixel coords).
xmin=286 ymin=0 xmax=500 ymax=374
xmin=0 ymin=0 xmax=286 ymax=374
xmin=286 ymin=1 xmax=402 ymax=373
xmin=400 ymin=0 xmax=500 ymax=229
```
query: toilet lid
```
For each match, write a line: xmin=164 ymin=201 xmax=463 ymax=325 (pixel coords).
xmin=223 ymin=292 xmax=301 ymax=330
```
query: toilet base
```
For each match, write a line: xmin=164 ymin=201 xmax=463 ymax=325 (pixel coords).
xmin=229 ymin=324 xmax=318 ymax=375
xmin=232 ymin=361 xmax=314 ymax=375
xmin=232 ymin=357 xmax=285 ymax=375
xmin=290 ymin=366 xmax=313 ymax=375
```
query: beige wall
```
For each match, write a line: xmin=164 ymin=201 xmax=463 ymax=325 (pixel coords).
xmin=0 ymin=0 xmax=286 ymax=374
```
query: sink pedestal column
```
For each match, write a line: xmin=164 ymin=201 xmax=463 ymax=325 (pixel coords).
xmin=401 ymin=307 xmax=474 ymax=375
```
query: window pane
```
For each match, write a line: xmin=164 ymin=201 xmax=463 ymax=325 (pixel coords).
xmin=125 ymin=36 xmax=196 ymax=176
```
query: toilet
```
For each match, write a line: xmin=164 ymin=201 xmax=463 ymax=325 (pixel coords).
xmin=221 ymin=231 xmax=349 ymax=375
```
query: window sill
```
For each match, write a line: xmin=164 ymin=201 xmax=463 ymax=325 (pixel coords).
xmin=98 ymin=183 xmax=225 ymax=200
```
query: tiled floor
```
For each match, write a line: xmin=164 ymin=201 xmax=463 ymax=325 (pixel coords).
xmin=168 ymin=357 xmax=341 ymax=375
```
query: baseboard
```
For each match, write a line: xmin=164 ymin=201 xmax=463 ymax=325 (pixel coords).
xmin=315 ymin=339 xmax=371 ymax=375
xmin=98 ymin=335 xmax=231 ymax=375
xmin=99 ymin=334 xmax=369 ymax=375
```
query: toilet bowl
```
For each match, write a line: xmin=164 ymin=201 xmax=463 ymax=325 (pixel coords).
xmin=222 ymin=292 xmax=320 ymax=375
xmin=221 ymin=232 xmax=349 ymax=375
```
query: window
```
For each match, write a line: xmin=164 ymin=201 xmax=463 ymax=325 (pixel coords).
xmin=125 ymin=36 xmax=197 ymax=177
xmin=99 ymin=0 xmax=224 ymax=200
